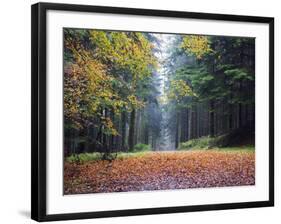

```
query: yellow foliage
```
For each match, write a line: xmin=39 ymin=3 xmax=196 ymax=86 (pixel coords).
xmin=64 ymin=30 xmax=156 ymax=135
xmin=102 ymin=117 xmax=119 ymax=136
xmin=181 ymin=35 xmax=212 ymax=59
xmin=168 ymin=79 xmax=194 ymax=101
xmin=127 ymin=95 xmax=145 ymax=110
xmin=64 ymin=39 xmax=125 ymax=133
xmin=90 ymin=31 xmax=157 ymax=82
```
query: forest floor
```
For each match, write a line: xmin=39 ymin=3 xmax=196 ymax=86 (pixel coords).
xmin=64 ymin=149 xmax=255 ymax=194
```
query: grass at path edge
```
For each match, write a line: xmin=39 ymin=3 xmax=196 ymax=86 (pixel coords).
xmin=65 ymin=146 xmax=254 ymax=163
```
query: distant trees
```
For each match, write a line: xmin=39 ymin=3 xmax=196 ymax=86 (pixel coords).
xmin=165 ymin=35 xmax=255 ymax=148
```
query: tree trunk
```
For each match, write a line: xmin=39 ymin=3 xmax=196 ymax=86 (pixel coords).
xmin=209 ymin=100 xmax=215 ymax=137
xmin=238 ymin=103 xmax=242 ymax=128
xmin=188 ymin=107 xmax=193 ymax=140
xmin=186 ymin=108 xmax=189 ymax=141
xmin=103 ymin=108 xmax=109 ymax=154
xmin=121 ymin=111 xmax=127 ymax=151
xmin=238 ymin=81 xmax=243 ymax=128
xmin=144 ymin=124 xmax=149 ymax=144
xmin=175 ymin=111 xmax=180 ymax=149
xmin=180 ymin=109 xmax=185 ymax=142
xmin=128 ymin=108 xmax=136 ymax=151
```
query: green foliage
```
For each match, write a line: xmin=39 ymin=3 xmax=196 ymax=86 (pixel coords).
xmin=179 ymin=136 xmax=216 ymax=150
xmin=224 ymin=68 xmax=254 ymax=81
xmin=65 ymin=150 xmax=151 ymax=163
xmin=179 ymin=127 xmax=255 ymax=150
xmin=116 ymin=151 xmax=149 ymax=160
xmin=66 ymin=152 xmax=103 ymax=163
xmin=133 ymin=143 xmax=151 ymax=152
xmin=66 ymin=152 xmax=117 ymax=163
xmin=178 ymin=36 xmax=255 ymax=104
xmin=214 ymin=146 xmax=255 ymax=153
xmin=65 ymin=145 xmax=254 ymax=164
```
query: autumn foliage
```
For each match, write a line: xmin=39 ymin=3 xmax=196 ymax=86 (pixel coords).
xmin=64 ymin=150 xmax=255 ymax=194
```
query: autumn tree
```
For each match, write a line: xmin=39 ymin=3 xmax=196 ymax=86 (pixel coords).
xmin=63 ymin=29 xmax=158 ymax=156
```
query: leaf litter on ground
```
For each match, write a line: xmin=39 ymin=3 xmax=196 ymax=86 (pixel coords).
xmin=64 ymin=150 xmax=255 ymax=194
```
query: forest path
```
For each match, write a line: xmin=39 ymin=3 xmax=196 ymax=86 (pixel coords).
xmin=64 ymin=150 xmax=255 ymax=194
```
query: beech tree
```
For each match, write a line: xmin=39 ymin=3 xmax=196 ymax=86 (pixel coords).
xmin=64 ymin=29 xmax=160 ymax=156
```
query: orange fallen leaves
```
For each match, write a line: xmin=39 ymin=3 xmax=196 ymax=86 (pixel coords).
xmin=64 ymin=151 xmax=255 ymax=194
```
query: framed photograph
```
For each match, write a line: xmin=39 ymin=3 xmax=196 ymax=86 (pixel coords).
xmin=31 ymin=2 xmax=274 ymax=222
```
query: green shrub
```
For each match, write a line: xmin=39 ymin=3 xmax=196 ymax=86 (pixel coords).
xmin=66 ymin=152 xmax=102 ymax=163
xmin=179 ymin=136 xmax=216 ymax=150
xmin=65 ymin=150 xmax=151 ymax=163
xmin=133 ymin=143 xmax=151 ymax=152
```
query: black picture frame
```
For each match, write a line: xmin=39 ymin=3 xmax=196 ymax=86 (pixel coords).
xmin=31 ymin=2 xmax=274 ymax=222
